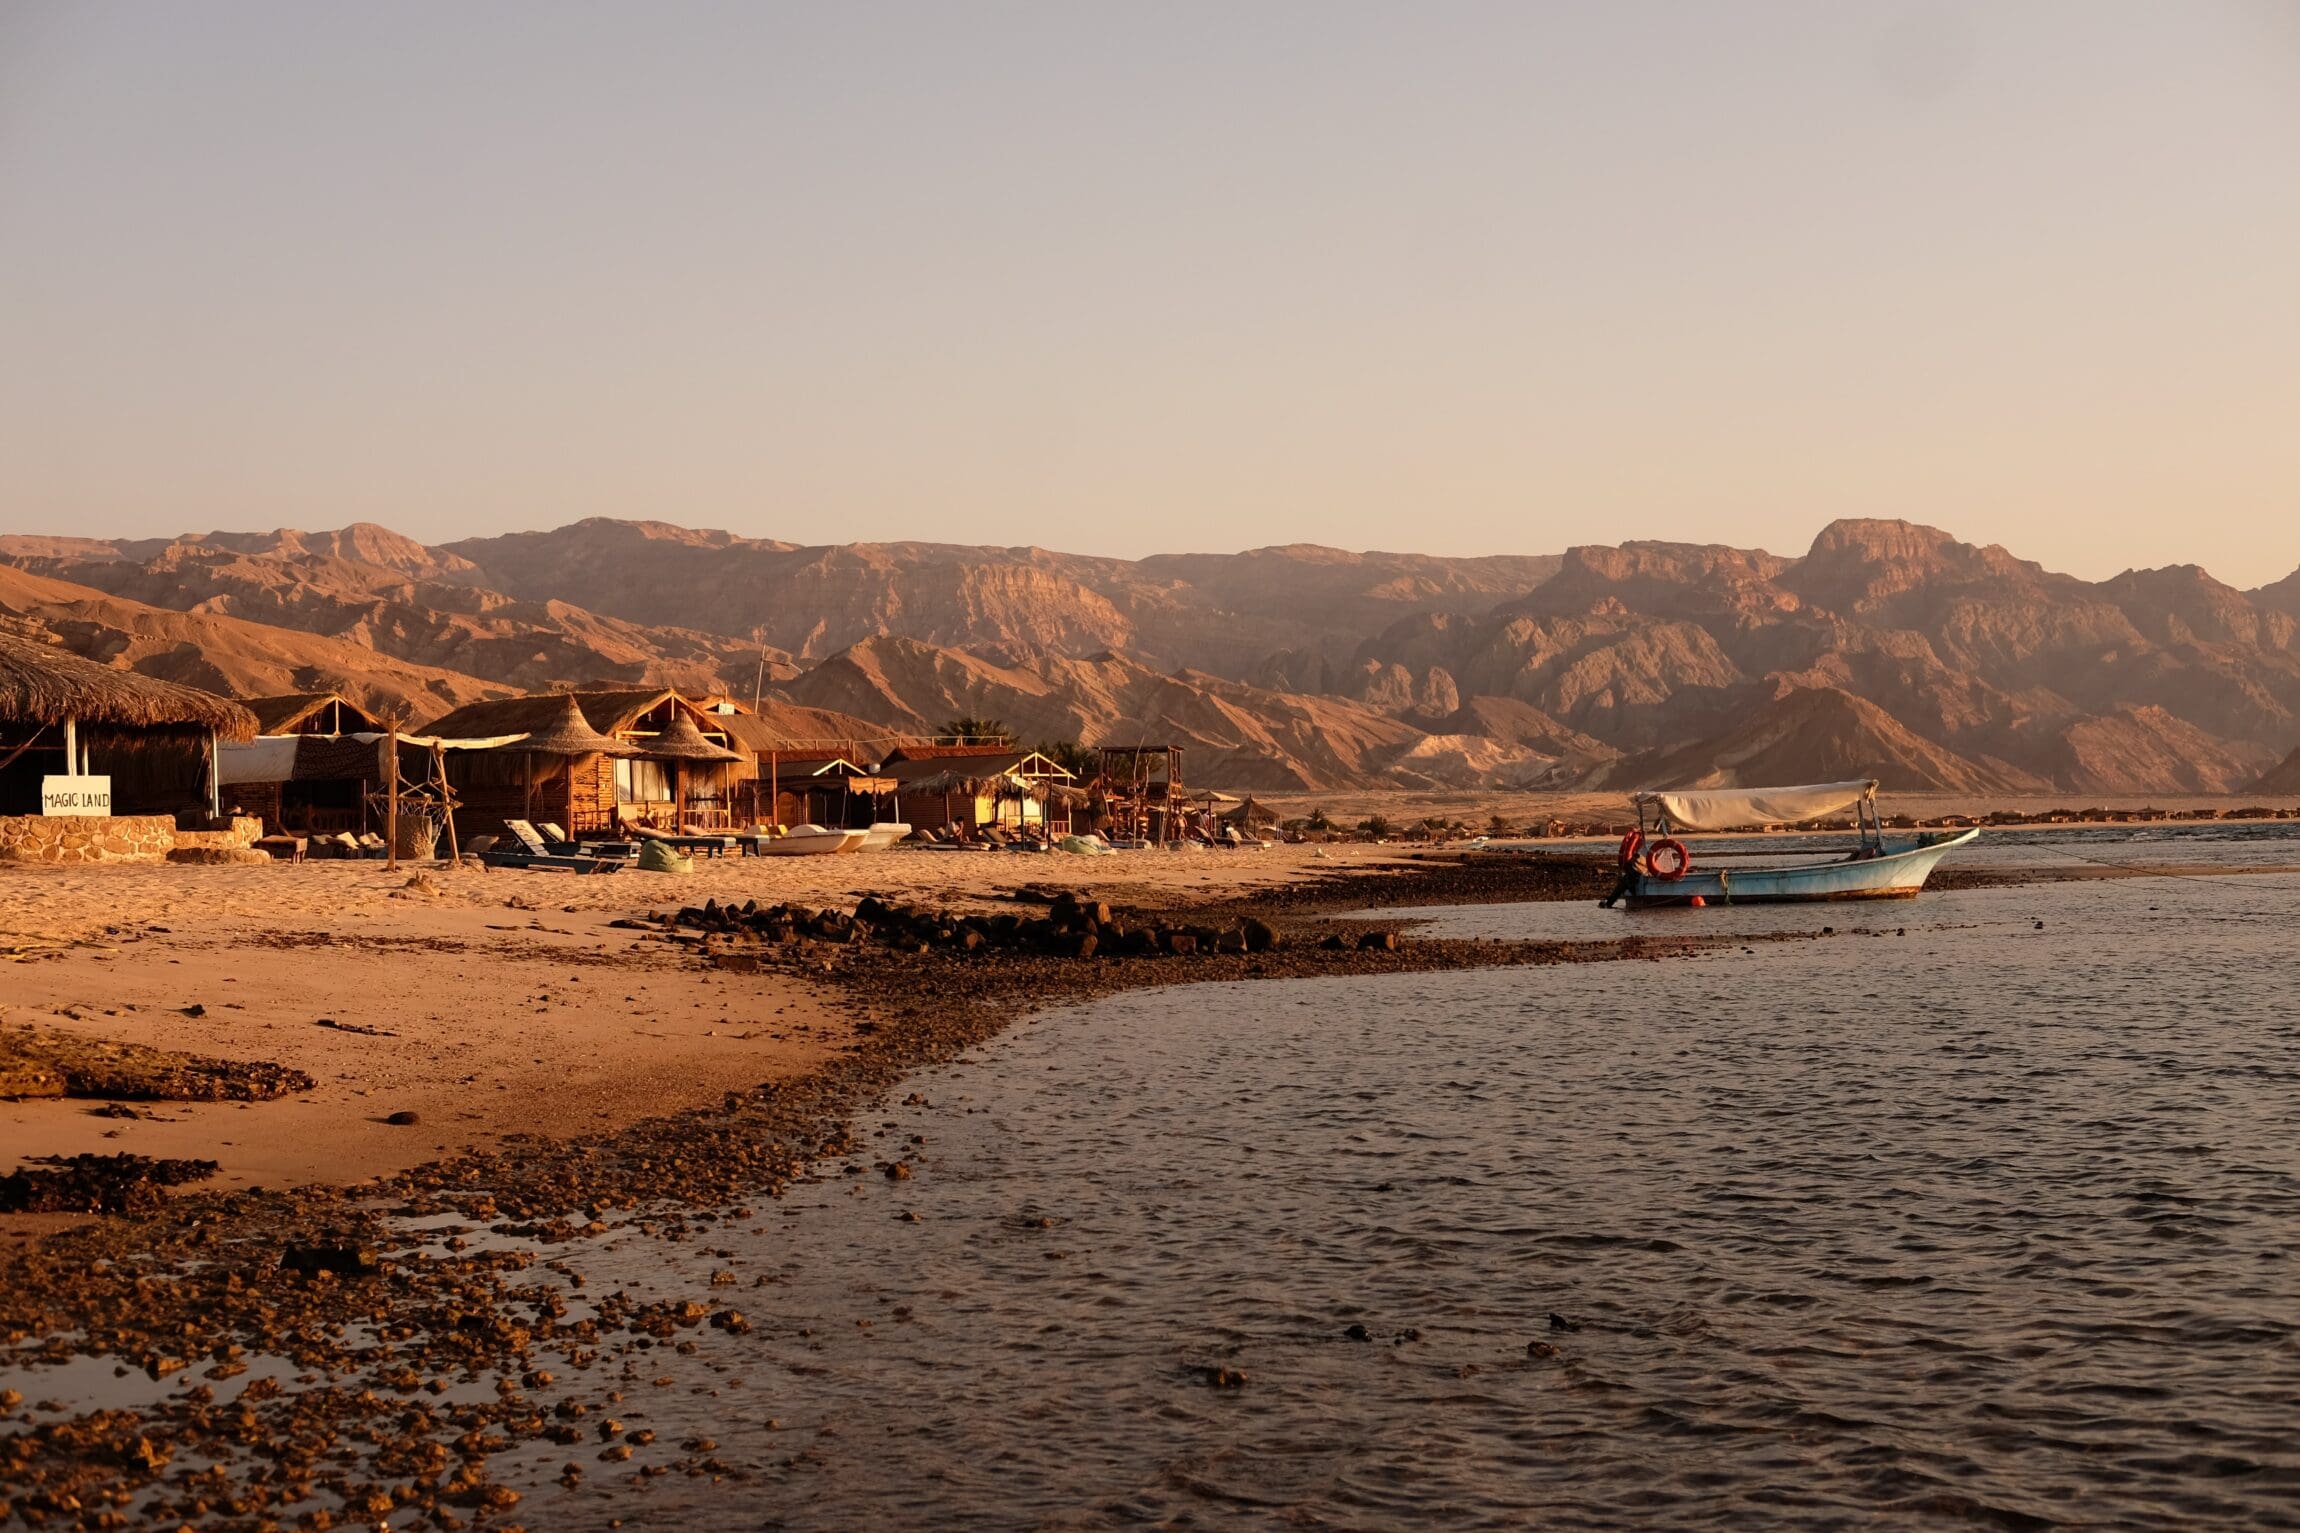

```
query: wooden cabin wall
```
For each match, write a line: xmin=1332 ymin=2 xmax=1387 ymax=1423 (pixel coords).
xmin=898 ymin=791 xmax=960 ymax=832
xmin=445 ymin=751 xmax=583 ymax=842
xmin=570 ymin=754 xmax=615 ymax=833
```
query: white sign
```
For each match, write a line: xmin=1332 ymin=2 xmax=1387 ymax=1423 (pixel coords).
xmin=40 ymin=775 xmax=112 ymax=817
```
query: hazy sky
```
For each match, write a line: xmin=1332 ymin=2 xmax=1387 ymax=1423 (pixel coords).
xmin=2 ymin=2 xmax=2296 ymax=582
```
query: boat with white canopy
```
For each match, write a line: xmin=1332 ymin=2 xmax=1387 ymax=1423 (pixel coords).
xmin=1600 ymin=779 xmax=1978 ymax=909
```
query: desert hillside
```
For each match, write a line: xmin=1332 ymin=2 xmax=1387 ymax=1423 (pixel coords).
xmin=5 ymin=517 xmax=2299 ymax=795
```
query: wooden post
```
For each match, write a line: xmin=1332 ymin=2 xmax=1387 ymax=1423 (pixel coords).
xmin=385 ymin=728 xmax=400 ymax=870
xmin=207 ymin=728 xmax=221 ymax=821
xmin=770 ymin=750 xmax=779 ymax=832
xmin=435 ymin=743 xmax=459 ymax=862
xmin=63 ymin=716 xmax=78 ymax=777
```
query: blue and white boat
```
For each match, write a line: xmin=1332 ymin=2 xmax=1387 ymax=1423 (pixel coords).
xmin=1600 ymin=779 xmax=1978 ymax=909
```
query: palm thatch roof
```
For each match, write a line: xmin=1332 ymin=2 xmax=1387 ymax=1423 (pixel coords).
xmin=897 ymin=764 xmax=1062 ymax=799
xmin=883 ymin=749 xmax=1073 ymax=785
xmin=0 ymin=632 xmax=258 ymax=740
xmin=421 ymin=688 xmax=687 ymax=739
xmin=241 ymin=692 xmax=389 ymax=735
xmin=486 ymin=694 xmax=641 ymax=758
xmin=641 ymin=712 xmax=742 ymax=762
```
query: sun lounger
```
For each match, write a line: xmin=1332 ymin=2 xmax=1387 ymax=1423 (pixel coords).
xmin=534 ymin=821 xmax=640 ymax=859
xmin=476 ymin=846 xmax=625 ymax=874
xmin=610 ymin=817 xmax=736 ymax=858
xmin=480 ymin=820 xmax=628 ymax=873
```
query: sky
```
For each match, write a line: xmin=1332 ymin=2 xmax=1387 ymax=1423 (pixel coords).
xmin=1 ymin=1 xmax=2296 ymax=583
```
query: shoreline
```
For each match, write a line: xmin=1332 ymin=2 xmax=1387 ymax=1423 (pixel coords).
xmin=2 ymin=842 xmax=2294 ymax=1525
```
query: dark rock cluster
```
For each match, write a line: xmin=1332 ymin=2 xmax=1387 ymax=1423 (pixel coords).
xmin=651 ymin=890 xmax=1300 ymax=964
xmin=0 ymin=1153 xmax=220 ymax=1215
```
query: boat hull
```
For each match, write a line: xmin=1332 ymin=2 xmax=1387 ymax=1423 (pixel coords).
xmin=754 ymin=825 xmax=861 ymax=857
xmin=1616 ymin=828 xmax=1979 ymax=908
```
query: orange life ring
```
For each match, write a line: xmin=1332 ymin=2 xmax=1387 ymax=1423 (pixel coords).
xmin=1644 ymin=838 xmax=1691 ymax=880
xmin=1618 ymin=829 xmax=1644 ymax=868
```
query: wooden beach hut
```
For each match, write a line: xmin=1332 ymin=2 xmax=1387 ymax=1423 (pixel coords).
xmin=881 ymin=745 xmax=1077 ymax=837
xmin=672 ymin=695 xmax=921 ymax=829
xmin=423 ymin=689 xmax=745 ymax=839
xmin=638 ymin=711 xmax=742 ymax=831
xmin=0 ymin=630 xmax=256 ymax=823
xmin=754 ymin=754 xmax=899 ymax=830
xmin=222 ymin=692 xmax=394 ymax=835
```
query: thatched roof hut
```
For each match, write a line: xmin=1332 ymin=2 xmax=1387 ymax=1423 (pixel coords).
xmin=242 ymin=692 xmax=389 ymax=737
xmin=642 ymin=712 xmax=742 ymax=763
xmin=0 ymin=633 xmax=256 ymax=739
xmin=421 ymin=689 xmax=677 ymax=741
xmin=1 ymin=632 xmax=257 ymax=821
xmin=487 ymin=694 xmax=641 ymax=760
xmin=425 ymin=689 xmax=755 ymax=839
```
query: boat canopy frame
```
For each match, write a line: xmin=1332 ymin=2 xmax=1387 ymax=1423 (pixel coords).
xmin=1632 ymin=779 xmax=1887 ymax=855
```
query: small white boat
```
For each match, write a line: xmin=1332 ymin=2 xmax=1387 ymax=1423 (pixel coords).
xmin=754 ymin=824 xmax=866 ymax=857
xmin=857 ymin=821 xmax=912 ymax=852
xmin=1602 ymin=779 xmax=1977 ymax=908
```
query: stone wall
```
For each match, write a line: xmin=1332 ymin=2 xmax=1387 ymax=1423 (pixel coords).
xmin=170 ymin=817 xmax=263 ymax=853
xmin=0 ymin=814 xmax=179 ymax=865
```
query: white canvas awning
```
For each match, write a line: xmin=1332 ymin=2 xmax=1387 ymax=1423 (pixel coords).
xmin=1633 ymin=780 xmax=1877 ymax=831
xmin=217 ymin=730 xmax=531 ymax=785
xmin=215 ymin=736 xmax=304 ymax=786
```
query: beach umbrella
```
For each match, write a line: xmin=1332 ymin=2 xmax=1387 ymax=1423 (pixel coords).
xmin=640 ymin=711 xmax=740 ymax=830
xmin=494 ymin=694 xmax=639 ymax=827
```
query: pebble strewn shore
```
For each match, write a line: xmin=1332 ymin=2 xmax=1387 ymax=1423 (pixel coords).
xmin=0 ymin=850 xmax=1826 ymax=1529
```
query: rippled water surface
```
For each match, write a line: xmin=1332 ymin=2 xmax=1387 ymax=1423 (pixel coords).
xmin=523 ymin=862 xmax=2300 ymax=1528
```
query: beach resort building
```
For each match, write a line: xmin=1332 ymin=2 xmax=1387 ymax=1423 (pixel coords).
xmin=218 ymin=692 xmax=394 ymax=836
xmin=881 ymin=743 xmax=1079 ymax=836
xmin=0 ymin=630 xmax=260 ymax=862
xmin=422 ymin=689 xmax=745 ymax=840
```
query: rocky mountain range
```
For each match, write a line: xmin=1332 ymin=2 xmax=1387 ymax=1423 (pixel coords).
xmin=4 ymin=517 xmax=2298 ymax=796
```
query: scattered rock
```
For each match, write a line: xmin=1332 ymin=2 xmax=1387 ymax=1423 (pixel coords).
xmin=0 ymin=1154 xmax=219 ymax=1215
xmin=279 ymin=1242 xmax=381 ymax=1277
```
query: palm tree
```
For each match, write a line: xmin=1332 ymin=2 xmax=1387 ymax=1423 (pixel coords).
xmin=937 ymin=716 xmax=1016 ymax=745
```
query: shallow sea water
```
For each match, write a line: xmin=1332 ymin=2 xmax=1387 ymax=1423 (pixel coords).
xmin=512 ymin=849 xmax=2300 ymax=1530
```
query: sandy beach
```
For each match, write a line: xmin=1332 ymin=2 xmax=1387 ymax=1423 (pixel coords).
xmin=0 ymin=837 xmax=1537 ymax=1267
xmin=0 ymin=844 xmax=1427 ymax=1210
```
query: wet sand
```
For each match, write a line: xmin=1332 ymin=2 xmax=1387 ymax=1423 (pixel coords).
xmin=0 ymin=847 xmax=1410 ymax=1218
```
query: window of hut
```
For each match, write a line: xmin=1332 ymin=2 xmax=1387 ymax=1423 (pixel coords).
xmin=616 ymin=757 xmax=672 ymax=803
